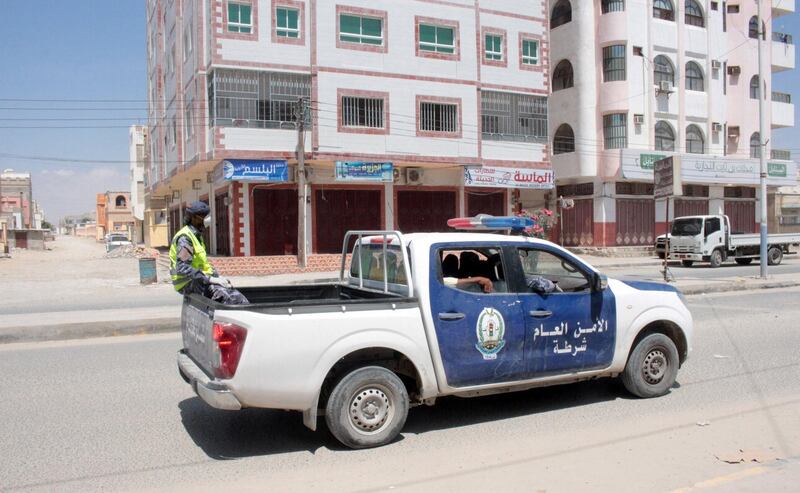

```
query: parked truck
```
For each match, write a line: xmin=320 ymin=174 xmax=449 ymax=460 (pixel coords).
xmin=669 ymin=214 xmax=800 ymax=267
xmin=178 ymin=219 xmax=693 ymax=449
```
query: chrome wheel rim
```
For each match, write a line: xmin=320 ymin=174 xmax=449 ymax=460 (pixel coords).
xmin=642 ymin=349 xmax=668 ymax=385
xmin=348 ymin=384 xmax=393 ymax=435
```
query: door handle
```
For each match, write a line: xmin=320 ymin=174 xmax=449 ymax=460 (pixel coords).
xmin=438 ymin=312 xmax=465 ymax=321
xmin=529 ymin=310 xmax=553 ymax=318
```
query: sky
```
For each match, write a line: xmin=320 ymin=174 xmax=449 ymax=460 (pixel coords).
xmin=0 ymin=1 xmax=798 ymax=223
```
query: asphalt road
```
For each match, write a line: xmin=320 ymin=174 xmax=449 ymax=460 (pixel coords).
xmin=603 ymin=254 xmax=800 ymax=282
xmin=1 ymin=289 xmax=799 ymax=492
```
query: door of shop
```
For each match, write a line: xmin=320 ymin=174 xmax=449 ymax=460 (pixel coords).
xmin=253 ymin=188 xmax=298 ymax=256
xmin=14 ymin=232 xmax=27 ymax=249
xmin=725 ymin=201 xmax=756 ymax=233
xmin=315 ymin=189 xmax=382 ymax=253
xmin=214 ymin=191 xmax=230 ymax=256
xmin=169 ymin=207 xmax=181 ymax=241
xmin=396 ymin=190 xmax=456 ymax=233
xmin=616 ymin=198 xmax=655 ymax=246
xmin=674 ymin=199 xmax=708 ymax=218
xmin=467 ymin=190 xmax=506 ymax=217
xmin=560 ymin=198 xmax=593 ymax=246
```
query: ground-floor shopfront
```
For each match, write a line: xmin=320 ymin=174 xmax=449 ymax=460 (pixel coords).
xmin=555 ymin=151 xmax=797 ymax=247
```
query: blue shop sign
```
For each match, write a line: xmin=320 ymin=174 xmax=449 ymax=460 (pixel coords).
xmin=335 ymin=161 xmax=393 ymax=183
xmin=222 ymin=159 xmax=289 ymax=182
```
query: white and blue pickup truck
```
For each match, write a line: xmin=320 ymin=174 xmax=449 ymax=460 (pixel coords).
xmin=178 ymin=218 xmax=693 ymax=449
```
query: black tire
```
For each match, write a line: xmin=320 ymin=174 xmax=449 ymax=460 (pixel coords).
xmin=735 ymin=258 xmax=753 ymax=266
xmin=768 ymin=247 xmax=783 ymax=266
xmin=681 ymin=260 xmax=694 ymax=267
xmin=325 ymin=366 xmax=409 ymax=449
xmin=621 ymin=333 xmax=680 ymax=398
xmin=657 ymin=252 xmax=665 ymax=260
xmin=709 ymin=249 xmax=723 ymax=268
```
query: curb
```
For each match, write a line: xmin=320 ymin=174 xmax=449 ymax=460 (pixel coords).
xmin=681 ymin=280 xmax=800 ymax=295
xmin=0 ymin=318 xmax=179 ymax=345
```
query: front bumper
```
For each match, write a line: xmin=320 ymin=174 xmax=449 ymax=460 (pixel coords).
xmin=177 ymin=351 xmax=242 ymax=411
xmin=670 ymin=253 xmax=703 ymax=261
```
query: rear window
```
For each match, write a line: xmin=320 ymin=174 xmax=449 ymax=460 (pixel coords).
xmin=348 ymin=242 xmax=409 ymax=294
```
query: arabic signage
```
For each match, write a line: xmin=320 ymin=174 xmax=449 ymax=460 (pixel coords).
xmin=464 ymin=165 xmax=554 ymax=189
xmin=335 ymin=161 xmax=393 ymax=183
xmin=221 ymin=159 xmax=289 ymax=182
xmin=654 ymin=156 xmax=683 ymax=199
xmin=621 ymin=150 xmax=797 ymax=186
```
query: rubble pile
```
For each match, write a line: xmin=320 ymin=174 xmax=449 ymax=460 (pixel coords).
xmin=104 ymin=245 xmax=161 ymax=259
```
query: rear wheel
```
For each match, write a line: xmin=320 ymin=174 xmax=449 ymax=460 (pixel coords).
xmin=735 ymin=258 xmax=753 ymax=266
xmin=621 ymin=333 xmax=680 ymax=398
xmin=325 ymin=366 xmax=409 ymax=449
xmin=709 ymin=249 xmax=723 ymax=268
xmin=681 ymin=260 xmax=694 ymax=267
xmin=768 ymin=247 xmax=783 ymax=266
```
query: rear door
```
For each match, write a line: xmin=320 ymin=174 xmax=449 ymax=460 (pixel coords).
xmin=509 ymin=246 xmax=616 ymax=377
xmin=428 ymin=243 xmax=527 ymax=387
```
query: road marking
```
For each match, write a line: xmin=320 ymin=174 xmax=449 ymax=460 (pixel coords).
xmin=670 ymin=466 xmax=769 ymax=492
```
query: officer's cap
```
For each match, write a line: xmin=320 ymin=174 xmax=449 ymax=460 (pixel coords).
xmin=186 ymin=201 xmax=210 ymax=217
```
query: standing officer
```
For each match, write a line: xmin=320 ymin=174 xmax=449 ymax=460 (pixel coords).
xmin=169 ymin=201 xmax=248 ymax=304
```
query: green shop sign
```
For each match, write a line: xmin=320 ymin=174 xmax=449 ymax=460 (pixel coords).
xmin=768 ymin=162 xmax=787 ymax=177
xmin=639 ymin=154 xmax=667 ymax=170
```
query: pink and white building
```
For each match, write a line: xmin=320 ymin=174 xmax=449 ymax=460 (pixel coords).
xmin=145 ymin=0 xmax=551 ymax=270
xmin=548 ymin=0 xmax=796 ymax=247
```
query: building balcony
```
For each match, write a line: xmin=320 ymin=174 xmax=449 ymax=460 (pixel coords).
xmin=771 ymin=149 xmax=791 ymax=161
xmin=772 ymin=92 xmax=794 ymax=128
xmin=772 ymin=32 xmax=795 ymax=72
xmin=772 ymin=0 xmax=795 ymax=18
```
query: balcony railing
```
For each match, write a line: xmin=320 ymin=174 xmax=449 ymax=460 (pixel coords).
xmin=771 ymin=149 xmax=792 ymax=161
xmin=773 ymin=31 xmax=793 ymax=44
xmin=772 ymin=91 xmax=792 ymax=103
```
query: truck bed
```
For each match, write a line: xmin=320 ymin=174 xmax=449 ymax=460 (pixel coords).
xmin=729 ymin=232 xmax=800 ymax=248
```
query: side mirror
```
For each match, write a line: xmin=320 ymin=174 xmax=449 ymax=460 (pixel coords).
xmin=593 ymin=273 xmax=608 ymax=292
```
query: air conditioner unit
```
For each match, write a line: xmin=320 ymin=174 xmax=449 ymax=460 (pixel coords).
xmin=727 ymin=126 xmax=740 ymax=138
xmin=406 ymin=168 xmax=424 ymax=184
xmin=393 ymin=168 xmax=404 ymax=184
xmin=712 ymin=122 xmax=723 ymax=133
xmin=633 ymin=114 xmax=645 ymax=125
xmin=727 ymin=65 xmax=741 ymax=76
xmin=711 ymin=60 xmax=721 ymax=70
xmin=658 ymin=80 xmax=673 ymax=93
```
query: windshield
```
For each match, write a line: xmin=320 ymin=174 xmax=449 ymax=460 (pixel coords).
xmin=671 ymin=218 xmax=703 ymax=236
xmin=109 ymin=235 xmax=128 ymax=242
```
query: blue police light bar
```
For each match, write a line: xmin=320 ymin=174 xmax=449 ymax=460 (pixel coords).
xmin=447 ymin=214 xmax=534 ymax=231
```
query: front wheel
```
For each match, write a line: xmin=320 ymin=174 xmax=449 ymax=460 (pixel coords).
xmin=621 ymin=333 xmax=680 ymax=398
xmin=709 ymin=249 xmax=723 ymax=268
xmin=325 ymin=366 xmax=409 ymax=449
xmin=768 ymin=247 xmax=783 ymax=266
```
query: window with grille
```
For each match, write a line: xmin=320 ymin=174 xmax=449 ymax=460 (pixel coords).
xmin=485 ymin=34 xmax=503 ymax=61
xmin=552 ymin=60 xmax=574 ymax=91
xmin=521 ymin=39 xmax=539 ymax=65
xmin=183 ymin=26 xmax=193 ymax=62
xmin=685 ymin=125 xmax=705 ymax=154
xmin=208 ymin=70 xmax=311 ymax=128
xmin=185 ymin=105 xmax=194 ymax=139
xmin=654 ymin=55 xmax=674 ymax=86
xmin=227 ymin=2 xmax=253 ymax=33
xmin=341 ymin=96 xmax=385 ymax=129
xmin=481 ymin=91 xmax=547 ymax=142
xmin=685 ymin=62 xmax=704 ymax=91
xmin=655 ymin=121 xmax=675 ymax=151
xmin=748 ymin=17 xmax=765 ymax=40
xmin=340 ymin=14 xmax=383 ymax=45
xmin=551 ymin=0 xmax=572 ymax=29
xmin=603 ymin=45 xmax=626 ymax=82
xmin=553 ymin=124 xmax=575 ymax=154
xmin=749 ymin=75 xmax=761 ymax=99
xmin=685 ymin=0 xmax=704 ymax=26
xmin=419 ymin=24 xmax=456 ymax=54
xmin=653 ymin=0 xmax=675 ymax=20
xmin=420 ymin=102 xmax=458 ymax=133
xmin=602 ymin=0 xmax=625 ymax=13
xmin=603 ymin=113 xmax=627 ymax=149
xmin=276 ymin=7 xmax=300 ymax=38
xmin=750 ymin=132 xmax=761 ymax=158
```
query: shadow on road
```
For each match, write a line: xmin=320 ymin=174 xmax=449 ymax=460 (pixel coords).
xmin=179 ymin=377 xmax=650 ymax=459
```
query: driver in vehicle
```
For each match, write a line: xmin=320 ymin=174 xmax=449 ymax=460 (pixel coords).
xmin=441 ymin=252 xmax=494 ymax=293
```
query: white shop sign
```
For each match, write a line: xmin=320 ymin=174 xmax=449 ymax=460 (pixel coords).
xmin=464 ymin=165 xmax=554 ymax=189
xmin=620 ymin=149 xmax=797 ymax=186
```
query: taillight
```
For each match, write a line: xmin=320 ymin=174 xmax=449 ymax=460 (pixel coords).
xmin=212 ymin=322 xmax=247 ymax=379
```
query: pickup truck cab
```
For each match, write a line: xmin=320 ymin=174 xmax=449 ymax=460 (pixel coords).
xmin=669 ymin=214 xmax=799 ymax=267
xmin=178 ymin=222 xmax=693 ymax=449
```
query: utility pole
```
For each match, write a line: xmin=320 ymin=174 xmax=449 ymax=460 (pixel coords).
xmin=295 ymin=97 xmax=309 ymax=269
xmin=757 ymin=0 xmax=768 ymax=278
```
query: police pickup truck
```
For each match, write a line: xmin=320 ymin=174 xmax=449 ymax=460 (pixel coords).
xmin=177 ymin=216 xmax=693 ymax=449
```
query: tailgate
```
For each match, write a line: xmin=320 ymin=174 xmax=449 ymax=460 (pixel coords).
xmin=181 ymin=298 xmax=215 ymax=375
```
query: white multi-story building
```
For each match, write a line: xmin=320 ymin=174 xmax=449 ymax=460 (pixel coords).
xmin=548 ymin=0 xmax=796 ymax=247
xmin=129 ymin=125 xmax=147 ymax=243
xmin=146 ymin=0 xmax=551 ymax=266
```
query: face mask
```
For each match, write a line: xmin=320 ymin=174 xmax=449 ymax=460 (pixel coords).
xmin=203 ymin=215 xmax=212 ymax=229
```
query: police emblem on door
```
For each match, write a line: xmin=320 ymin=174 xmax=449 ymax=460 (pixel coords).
xmin=476 ymin=308 xmax=506 ymax=360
